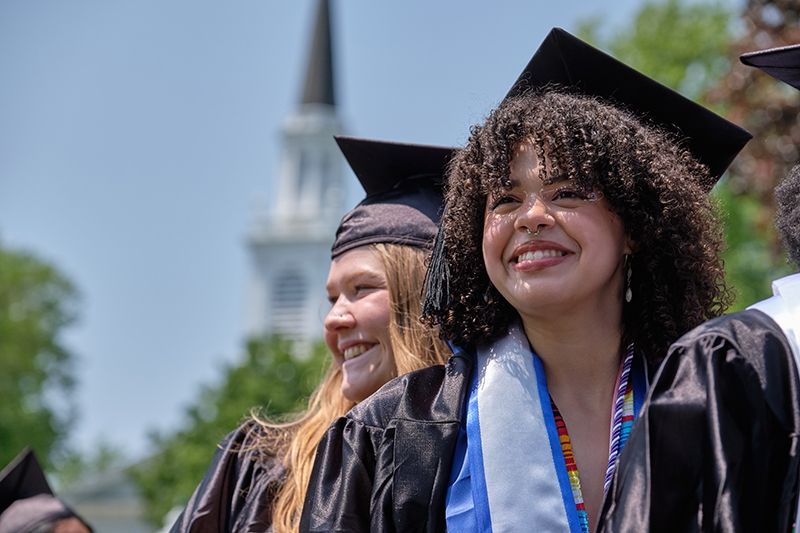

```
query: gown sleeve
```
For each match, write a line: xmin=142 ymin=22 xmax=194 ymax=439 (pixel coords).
xmin=169 ymin=421 xmax=286 ymax=533
xmin=598 ymin=310 xmax=800 ymax=533
xmin=298 ymin=415 xmax=388 ymax=533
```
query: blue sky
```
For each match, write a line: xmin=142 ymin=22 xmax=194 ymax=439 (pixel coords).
xmin=1 ymin=0 xmax=683 ymax=459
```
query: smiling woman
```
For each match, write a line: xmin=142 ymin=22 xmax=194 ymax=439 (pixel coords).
xmin=168 ymin=136 xmax=454 ymax=533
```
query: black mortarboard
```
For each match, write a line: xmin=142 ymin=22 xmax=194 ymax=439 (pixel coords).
xmin=0 ymin=449 xmax=52 ymax=515
xmin=0 ymin=449 xmax=91 ymax=533
xmin=331 ymin=136 xmax=456 ymax=258
xmin=506 ymin=27 xmax=752 ymax=188
xmin=740 ymin=43 xmax=800 ymax=91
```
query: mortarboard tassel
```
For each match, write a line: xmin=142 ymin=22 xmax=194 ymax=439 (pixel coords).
xmin=422 ymin=213 xmax=451 ymax=319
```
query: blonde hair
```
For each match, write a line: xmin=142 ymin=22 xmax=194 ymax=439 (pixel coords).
xmin=256 ymin=243 xmax=450 ymax=533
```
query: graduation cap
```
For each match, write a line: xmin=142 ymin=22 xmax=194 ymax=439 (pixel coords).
xmin=0 ymin=449 xmax=91 ymax=533
xmin=331 ymin=136 xmax=457 ymax=258
xmin=740 ymin=43 xmax=800 ymax=91
xmin=506 ymin=27 xmax=752 ymax=189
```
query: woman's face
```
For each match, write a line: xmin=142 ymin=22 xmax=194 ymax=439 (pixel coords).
xmin=324 ymin=245 xmax=396 ymax=403
xmin=482 ymin=141 xmax=634 ymax=321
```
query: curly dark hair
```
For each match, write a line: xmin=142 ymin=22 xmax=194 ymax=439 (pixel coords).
xmin=775 ymin=164 xmax=800 ymax=270
xmin=423 ymin=88 xmax=733 ymax=363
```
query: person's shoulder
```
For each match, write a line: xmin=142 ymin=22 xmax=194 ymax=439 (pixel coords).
xmin=676 ymin=309 xmax=783 ymax=345
xmin=222 ymin=418 xmax=271 ymax=448
xmin=216 ymin=419 xmax=288 ymax=473
xmin=772 ymin=271 xmax=800 ymax=297
xmin=347 ymin=352 xmax=471 ymax=428
xmin=670 ymin=309 xmax=792 ymax=372
xmin=171 ymin=420 xmax=286 ymax=532
xmin=346 ymin=365 xmax=447 ymax=428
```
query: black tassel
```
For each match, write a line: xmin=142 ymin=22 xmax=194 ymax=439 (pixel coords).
xmin=422 ymin=216 xmax=451 ymax=319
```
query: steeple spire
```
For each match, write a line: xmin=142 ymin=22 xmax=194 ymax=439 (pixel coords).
xmin=301 ymin=0 xmax=335 ymax=106
xmin=247 ymin=0 xmax=345 ymax=343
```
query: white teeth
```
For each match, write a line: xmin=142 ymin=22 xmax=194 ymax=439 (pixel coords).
xmin=343 ymin=344 xmax=369 ymax=361
xmin=518 ymin=250 xmax=565 ymax=262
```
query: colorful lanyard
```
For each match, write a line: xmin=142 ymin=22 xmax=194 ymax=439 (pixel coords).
xmin=551 ymin=342 xmax=636 ymax=533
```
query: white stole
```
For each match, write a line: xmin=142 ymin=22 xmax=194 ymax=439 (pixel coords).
xmin=468 ymin=322 xmax=581 ymax=532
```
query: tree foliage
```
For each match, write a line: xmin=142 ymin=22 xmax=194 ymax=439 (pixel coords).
xmin=579 ymin=0 xmax=733 ymax=100
xmin=131 ymin=336 xmax=329 ymax=526
xmin=0 ymin=241 xmax=80 ymax=471
xmin=706 ymin=0 xmax=800 ymax=304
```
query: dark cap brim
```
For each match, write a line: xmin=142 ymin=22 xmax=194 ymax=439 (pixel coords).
xmin=741 ymin=43 xmax=800 ymax=91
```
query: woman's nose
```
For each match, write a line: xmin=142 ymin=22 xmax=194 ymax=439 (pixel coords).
xmin=515 ymin=193 xmax=553 ymax=233
xmin=324 ymin=298 xmax=356 ymax=331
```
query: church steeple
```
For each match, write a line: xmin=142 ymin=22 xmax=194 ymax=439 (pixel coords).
xmin=246 ymin=0 xmax=346 ymax=343
xmin=301 ymin=0 xmax=335 ymax=106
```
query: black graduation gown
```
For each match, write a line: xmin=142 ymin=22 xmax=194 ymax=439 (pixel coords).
xmin=169 ymin=420 xmax=286 ymax=533
xmin=598 ymin=310 xmax=800 ymax=533
xmin=299 ymin=352 xmax=472 ymax=533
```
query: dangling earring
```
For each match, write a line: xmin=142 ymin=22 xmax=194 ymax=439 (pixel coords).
xmin=625 ymin=255 xmax=633 ymax=303
xmin=483 ymin=282 xmax=494 ymax=304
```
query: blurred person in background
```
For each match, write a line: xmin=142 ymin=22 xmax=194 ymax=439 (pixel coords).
xmin=0 ymin=449 xmax=92 ymax=533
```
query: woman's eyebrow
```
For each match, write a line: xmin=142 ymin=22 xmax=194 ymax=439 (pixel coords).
xmin=345 ymin=269 xmax=386 ymax=283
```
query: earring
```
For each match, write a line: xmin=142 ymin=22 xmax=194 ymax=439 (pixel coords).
xmin=483 ymin=283 xmax=494 ymax=304
xmin=625 ymin=256 xmax=633 ymax=303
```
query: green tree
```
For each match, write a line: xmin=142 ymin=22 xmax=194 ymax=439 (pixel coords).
xmin=131 ymin=336 xmax=329 ymax=526
xmin=0 ymin=241 xmax=81 ymax=471
xmin=579 ymin=0 xmax=733 ymax=100
xmin=714 ymin=183 xmax=792 ymax=306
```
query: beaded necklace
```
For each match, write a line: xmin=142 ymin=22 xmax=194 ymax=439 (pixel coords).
xmin=550 ymin=342 xmax=636 ymax=533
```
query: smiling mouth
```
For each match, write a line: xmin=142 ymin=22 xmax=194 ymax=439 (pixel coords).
xmin=343 ymin=344 xmax=374 ymax=361
xmin=516 ymin=250 xmax=567 ymax=262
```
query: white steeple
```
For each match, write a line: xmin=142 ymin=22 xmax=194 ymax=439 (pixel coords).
xmin=247 ymin=0 xmax=346 ymax=342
